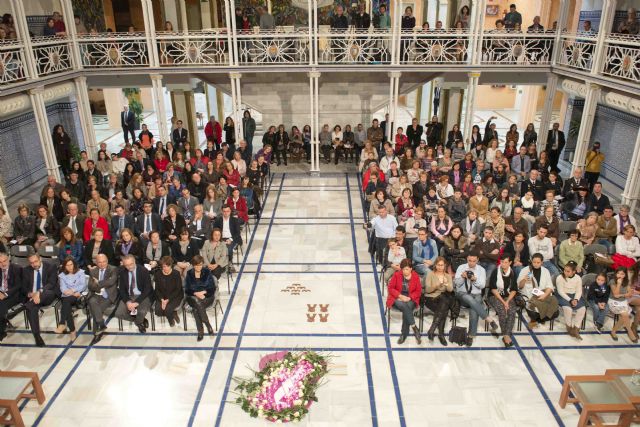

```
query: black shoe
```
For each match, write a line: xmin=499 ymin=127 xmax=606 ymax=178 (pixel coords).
xmin=412 ymin=325 xmax=422 ymax=344
xmin=438 ymin=335 xmax=448 ymax=346
xmin=502 ymin=337 xmax=513 ymax=348
xmin=97 ymin=323 xmax=107 ymax=334
xmin=34 ymin=335 xmax=45 ymax=347
xmin=169 ymin=318 xmax=175 ymax=327
xmin=174 ymin=312 xmax=180 ymax=324
xmin=427 ymin=329 xmax=435 ymax=342
xmin=397 ymin=335 xmax=406 ymax=344
xmin=205 ymin=323 xmax=214 ymax=336
xmin=465 ymin=336 xmax=474 ymax=347
xmin=138 ymin=323 xmax=146 ymax=334
xmin=197 ymin=332 xmax=204 ymax=342
xmin=0 ymin=331 xmax=6 ymax=342
xmin=595 ymin=324 xmax=603 ymax=334
xmin=143 ymin=319 xmax=149 ymax=329
xmin=5 ymin=320 xmax=16 ymax=332
xmin=489 ymin=321 xmax=499 ymax=333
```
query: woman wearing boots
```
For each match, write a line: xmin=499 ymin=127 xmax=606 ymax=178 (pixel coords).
xmin=423 ymin=257 xmax=453 ymax=346
xmin=488 ymin=253 xmax=518 ymax=347
xmin=185 ymin=255 xmax=217 ymax=341
xmin=386 ymin=259 xmax=422 ymax=344
xmin=555 ymin=261 xmax=586 ymax=340
xmin=608 ymin=267 xmax=638 ymax=343
xmin=153 ymin=257 xmax=184 ymax=327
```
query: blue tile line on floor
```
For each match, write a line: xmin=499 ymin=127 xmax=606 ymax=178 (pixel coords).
xmin=512 ymin=336 xmax=566 ymax=427
xmin=186 ymin=172 xmax=277 ymax=427
xmin=351 ymin=172 xmax=407 ymax=427
xmin=214 ymin=174 xmax=286 ymax=427
xmin=18 ymin=321 xmax=88 ymax=413
xmin=346 ymin=174 xmax=380 ymax=427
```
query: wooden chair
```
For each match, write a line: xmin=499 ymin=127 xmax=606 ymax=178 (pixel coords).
xmin=0 ymin=371 xmax=46 ymax=427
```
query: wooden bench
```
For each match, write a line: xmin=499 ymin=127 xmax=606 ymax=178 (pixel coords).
xmin=0 ymin=371 xmax=45 ymax=427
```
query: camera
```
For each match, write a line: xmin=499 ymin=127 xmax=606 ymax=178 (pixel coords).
xmin=466 ymin=270 xmax=474 ymax=277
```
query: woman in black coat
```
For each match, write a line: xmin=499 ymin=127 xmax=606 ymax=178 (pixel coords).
xmin=52 ymin=124 xmax=72 ymax=177
xmin=153 ymin=256 xmax=184 ymax=327
xmin=161 ymin=205 xmax=186 ymax=242
xmin=40 ymin=187 xmax=65 ymax=222
xmin=114 ymin=228 xmax=144 ymax=264
xmin=83 ymin=228 xmax=116 ymax=269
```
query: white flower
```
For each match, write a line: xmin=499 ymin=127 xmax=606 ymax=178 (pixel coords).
xmin=276 ymin=420 xmax=282 ymax=424
xmin=304 ymin=400 xmax=308 ymax=405
xmin=298 ymin=390 xmax=304 ymax=397
xmin=294 ymin=411 xmax=300 ymax=417
xmin=294 ymin=400 xmax=302 ymax=406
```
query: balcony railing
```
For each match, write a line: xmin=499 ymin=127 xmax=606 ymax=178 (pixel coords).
xmin=557 ymin=31 xmax=597 ymax=72
xmin=31 ymin=36 xmax=73 ymax=77
xmin=480 ymin=31 xmax=555 ymax=66
xmin=0 ymin=40 xmax=27 ymax=85
xmin=78 ymin=32 xmax=150 ymax=68
xmin=157 ymin=30 xmax=230 ymax=67
xmin=1 ymin=26 xmax=638 ymax=89
xmin=601 ymin=34 xmax=640 ymax=83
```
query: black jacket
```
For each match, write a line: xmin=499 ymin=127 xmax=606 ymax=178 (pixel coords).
xmin=213 ymin=216 xmax=243 ymax=245
xmin=171 ymin=238 xmax=200 ymax=263
xmin=22 ymin=261 xmax=59 ymax=299
xmin=135 ymin=213 xmax=162 ymax=237
xmin=161 ymin=215 xmax=187 ymax=241
xmin=0 ymin=264 xmax=23 ymax=300
xmin=406 ymin=124 xmax=423 ymax=147
xmin=172 ymin=128 xmax=188 ymax=147
xmin=118 ymin=265 xmax=154 ymax=303
xmin=545 ymin=129 xmax=566 ymax=153
xmin=83 ymin=239 xmax=116 ymax=267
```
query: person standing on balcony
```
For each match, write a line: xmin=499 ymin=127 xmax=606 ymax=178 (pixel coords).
xmin=257 ymin=6 xmax=275 ymax=31
xmin=235 ymin=7 xmax=244 ymax=31
xmin=400 ymin=6 xmax=416 ymax=63
xmin=121 ymin=105 xmax=136 ymax=145
xmin=352 ymin=3 xmax=371 ymax=29
xmin=52 ymin=11 xmax=66 ymax=35
xmin=455 ymin=5 xmax=470 ymax=29
xmin=375 ymin=4 xmax=390 ymax=29
xmin=503 ymin=4 xmax=521 ymax=30
xmin=331 ymin=5 xmax=349 ymax=61
xmin=205 ymin=116 xmax=223 ymax=149
xmin=242 ymin=110 xmax=256 ymax=154
xmin=618 ymin=8 xmax=638 ymax=34
xmin=545 ymin=122 xmax=565 ymax=173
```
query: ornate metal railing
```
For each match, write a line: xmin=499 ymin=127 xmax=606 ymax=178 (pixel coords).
xmin=480 ymin=31 xmax=555 ymax=65
xmin=236 ymin=28 xmax=311 ymax=65
xmin=30 ymin=36 xmax=73 ymax=77
xmin=400 ymin=29 xmax=470 ymax=65
xmin=157 ymin=30 xmax=230 ymax=67
xmin=317 ymin=28 xmax=392 ymax=64
xmin=0 ymin=40 xmax=27 ymax=84
xmin=557 ymin=32 xmax=597 ymax=72
xmin=77 ymin=32 xmax=149 ymax=68
xmin=602 ymin=34 xmax=640 ymax=83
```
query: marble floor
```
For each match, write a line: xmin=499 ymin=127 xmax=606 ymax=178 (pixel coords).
xmin=2 ymin=173 xmax=639 ymax=427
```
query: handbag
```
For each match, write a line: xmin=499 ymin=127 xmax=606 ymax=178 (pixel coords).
xmin=448 ymin=325 xmax=468 ymax=346
xmin=514 ymin=293 xmax=527 ymax=309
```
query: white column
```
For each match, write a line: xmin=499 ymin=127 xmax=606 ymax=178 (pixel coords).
xmin=0 ymin=181 xmax=7 ymax=213
xmin=426 ymin=0 xmax=437 ymax=26
xmin=29 ymin=87 xmax=61 ymax=182
xmin=223 ymin=0 xmax=235 ymax=66
xmin=233 ymin=74 xmax=244 ymax=143
xmin=552 ymin=0 xmax=569 ymax=66
xmin=314 ymin=72 xmax=320 ymax=171
xmin=392 ymin=0 xmax=402 ymax=65
xmin=437 ymin=0 xmax=449 ymax=25
xmin=621 ymin=129 xmax=640 ymax=213
xmin=309 ymin=71 xmax=320 ymax=173
xmin=462 ymin=72 xmax=479 ymax=150
xmin=150 ymin=74 xmax=170 ymax=143
xmin=386 ymin=72 xmax=398 ymax=142
xmin=591 ymin=0 xmax=616 ymax=76
xmin=228 ymin=0 xmax=239 ymax=66
xmin=536 ymin=74 xmax=558 ymax=154
xmin=141 ymin=0 xmax=160 ymax=67
xmin=267 ymin=0 xmax=273 ymax=14
xmin=179 ymin=0 xmax=190 ymax=34
xmin=571 ymin=83 xmax=601 ymax=173
xmin=73 ymin=76 xmax=98 ymax=159
xmin=472 ymin=0 xmax=486 ymax=65
xmin=9 ymin=0 xmax=37 ymax=79
xmin=60 ymin=0 xmax=82 ymax=70
xmin=308 ymin=0 xmax=314 ymax=66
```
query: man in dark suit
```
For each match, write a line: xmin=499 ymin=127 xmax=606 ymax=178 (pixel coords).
xmin=152 ymin=186 xmax=174 ymax=218
xmin=172 ymin=120 xmax=188 ymax=149
xmin=110 ymin=205 xmax=135 ymax=239
xmin=177 ymin=188 xmax=198 ymax=222
xmin=133 ymin=151 xmax=149 ymax=173
xmin=188 ymin=205 xmax=212 ymax=248
xmin=121 ymin=105 xmax=136 ymax=144
xmin=406 ymin=118 xmax=423 ymax=149
xmin=380 ymin=113 xmax=393 ymax=143
xmin=87 ymin=254 xmax=119 ymax=334
xmin=115 ymin=255 xmax=154 ymax=333
xmin=520 ymin=170 xmax=545 ymax=201
xmin=23 ymin=254 xmax=59 ymax=347
xmin=562 ymin=167 xmax=588 ymax=198
xmin=0 ymin=253 xmax=23 ymax=342
xmin=61 ymin=202 xmax=86 ymax=240
xmin=545 ymin=122 xmax=565 ymax=173
xmin=213 ymin=204 xmax=243 ymax=266
xmin=425 ymin=115 xmax=443 ymax=147
xmin=135 ymin=201 xmax=162 ymax=244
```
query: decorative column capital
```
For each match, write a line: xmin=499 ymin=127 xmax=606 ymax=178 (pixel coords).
xmin=468 ymin=72 xmax=481 ymax=79
xmin=28 ymin=86 xmax=44 ymax=96
xmin=388 ymin=71 xmax=402 ymax=79
xmin=150 ymin=74 xmax=163 ymax=82
xmin=588 ymin=83 xmax=601 ymax=91
xmin=308 ymin=71 xmax=321 ymax=78
xmin=229 ymin=72 xmax=242 ymax=79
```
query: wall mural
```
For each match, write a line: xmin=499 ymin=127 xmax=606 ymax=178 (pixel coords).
xmin=236 ymin=0 xmax=370 ymax=26
xmin=72 ymin=0 xmax=106 ymax=32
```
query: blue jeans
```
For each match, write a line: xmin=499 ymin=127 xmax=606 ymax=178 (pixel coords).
xmin=393 ymin=299 xmax=416 ymax=337
xmin=598 ymin=239 xmax=614 ymax=254
xmin=589 ymin=300 xmax=609 ymax=327
xmin=456 ymin=292 xmax=488 ymax=336
xmin=414 ymin=263 xmax=431 ymax=278
xmin=479 ymin=261 xmax=497 ymax=283
xmin=543 ymin=260 xmax=560 ymax=276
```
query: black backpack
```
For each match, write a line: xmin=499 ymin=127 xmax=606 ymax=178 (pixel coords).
xmin=448 ymin=326 xmax=468 ymax=346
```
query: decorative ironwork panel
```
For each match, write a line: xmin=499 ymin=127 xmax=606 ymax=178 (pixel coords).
xmin=602 ymin=36 xmax=640 ymax=83
xmin=317 ymin=29 xmax=391 ymax=64
xmin=157 ymin=31 xmax=229 ymax=66
xmin=557 ymin=33 xmax=596 ymax=72
xmin=481 ymin=32 xmax=554 ymax=65
xmin=0 ymin=42 xmax=26 ymax=85
xmin=402 ymin=30 xmax=470 ymax=64
xmin=78 ymin=34 xmax=149 ymax=68
xmin=237 ymin=29 xmax=310 ymax=65
xmin=31 ymin=38 xmax=72 ymax=76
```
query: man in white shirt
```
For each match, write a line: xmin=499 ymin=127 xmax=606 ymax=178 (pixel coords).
xmin=61 ymin=203 xmax=85 ymax=240
xmin=378 ymin=146 xmax=399 ymax=174
xmin=527 ymin=224 xmax=559 ymax=275
xmin=366 ymin=205 xmax=398 ymax=264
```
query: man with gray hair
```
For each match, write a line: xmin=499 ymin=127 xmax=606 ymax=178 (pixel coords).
xmin=87 ymin=254 xmax=119 ymax=335
xmin=115 ymin=255 xmax=153 ymax=333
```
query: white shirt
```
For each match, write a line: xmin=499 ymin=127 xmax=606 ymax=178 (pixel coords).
xmin=222 ymin=217 xmax=232 ymax=239
xmin=615 ymin=235 xmax=640 ymax=259
xmin=528 ymin=236 xmax=554 ymax=261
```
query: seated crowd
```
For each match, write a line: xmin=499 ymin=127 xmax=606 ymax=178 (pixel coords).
xmin=365 ymin=116 xmax=640 ymax=347
xmin=0 ymin=119 xmax=265 ymax=347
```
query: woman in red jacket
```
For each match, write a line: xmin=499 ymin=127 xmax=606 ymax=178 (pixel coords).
xmin=386 ymin=259 xmax=422 ymax=344
xmin=83 ymin=208 xmax=112 ymax=242
xmin=223 ymin=161 xmax=241 ymax=188
xmin=226 ymin=187 xmax=249 ymax=223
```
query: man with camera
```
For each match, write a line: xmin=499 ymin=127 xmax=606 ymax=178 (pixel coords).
xmin=453 ymin=251 xmax=499 ymax=346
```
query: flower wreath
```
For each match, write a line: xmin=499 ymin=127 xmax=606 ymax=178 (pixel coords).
xmin=234 ymin=350 xmax=330 ymax=423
